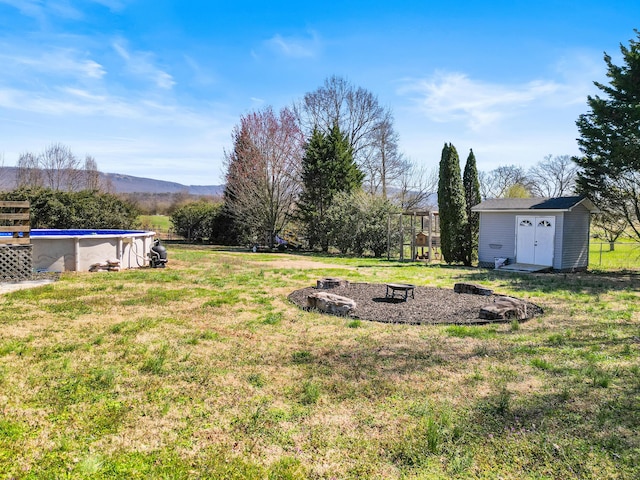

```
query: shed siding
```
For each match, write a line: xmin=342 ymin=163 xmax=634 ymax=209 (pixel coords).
xmin=551 ymin=213 xmax=563 ymax=270
xmin=477 ymin=213 xmax=516 ymax=267
xmin=560 ymin=205 xmax=591 ymax=270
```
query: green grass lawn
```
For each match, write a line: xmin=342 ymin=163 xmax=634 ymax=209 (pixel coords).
xmin=0 ymin=247 xmax=638 ymax=478
xmin=590 ymin=240 xmax=640 ymax=271
xmin=138 ymin=214 xmax=171 ymax=232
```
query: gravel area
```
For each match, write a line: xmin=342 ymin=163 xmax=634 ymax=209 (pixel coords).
xmin=288 ymin=283 xmax=543 ymax=325
xmin=0 ymin=272 xmax=60 ymax=294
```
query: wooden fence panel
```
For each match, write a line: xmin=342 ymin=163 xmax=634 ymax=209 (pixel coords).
xmin=0 ymin=201 xmax=30 ymax=245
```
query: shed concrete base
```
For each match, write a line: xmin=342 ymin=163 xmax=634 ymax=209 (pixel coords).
xmin=497 ymin=263 xmax=552 ymax=273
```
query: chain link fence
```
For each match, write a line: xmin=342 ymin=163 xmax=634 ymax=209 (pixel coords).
xmin=590 ymin=242 xmax=640 ymax=271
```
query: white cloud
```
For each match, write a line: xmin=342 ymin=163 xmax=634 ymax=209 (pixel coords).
xmin=0 ymin=85 xmax=138 ymax=117
xmin=399 ymin=71 xmax=563 ymax=131
xmin=48 ymin=1 xmax=84 ymax=20
xmin=13 ymin=90 xmax=217 ymax=131
xmin=0 ymin=48 xmax=106 ymax=80
xmin=393 ymin=64 xmax=604 ymax=173
xmin=112 ymin=39 xmax=176 ymax=89
xmin=0 ymin=83 xmax=235 ymax=184
xmin=0 ymin=0 xmax=128 ymax=18
xmin=183 ymin=55 xmax=218 ymax=86
xmin=0 ymin=0 xmax=83 ymax=21
xmin=89 ymin=0 xmax=127 ymax=11
xmin=265 ymin=31 xmax=320 ymax=58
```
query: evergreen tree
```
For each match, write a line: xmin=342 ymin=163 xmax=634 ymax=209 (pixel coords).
xmin=574 ymin=30 xmax=640 ymax=241
xmin=297 ymin=128 xmax=328 ymax=249
xmin=463 ymin=149 xmax=481 ymax=266
xmin=298 ymin=123 xmax=363 ymax=251
xmin=437 ymin=143 xmax=468 ymax=264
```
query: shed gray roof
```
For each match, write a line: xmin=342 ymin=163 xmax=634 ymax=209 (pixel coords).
xmin=471 ymin=196 xmax=599 ymax=213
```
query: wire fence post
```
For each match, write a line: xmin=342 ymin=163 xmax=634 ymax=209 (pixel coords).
xmin=599 ymin=242 xmax=603 ymax=266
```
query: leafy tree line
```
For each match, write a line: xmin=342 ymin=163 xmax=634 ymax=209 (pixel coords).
xmin=0 ymin=188 xmax=139 ymax=229
xmin=178 ymin=28 xmax=640 ymax=256
xmin=206 ymin=77 xmax=415 ymax=255
xmin=0 ymin=144 xmax=145 ymax=231
xmin=171 ymin=116 xmax=398 ymax=256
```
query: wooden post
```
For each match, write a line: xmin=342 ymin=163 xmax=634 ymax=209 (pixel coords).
xmin=0 ymin=201 xmax=32 ymax=281
xmin=0 ymin=201 xmax=30 ymax=245
xmin=411 ymin=212 xmax=416 ymax=261
xmin=428 ymin=211 xmax=433 ymax=264
xmin=399 ymin=213 xmax=404 ymax=261
xmin=387 ymin=214 xmax=391 ymax=260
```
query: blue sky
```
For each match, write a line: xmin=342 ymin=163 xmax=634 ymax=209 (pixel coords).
xmin=0 ymin=0 xmax=638 ymax=185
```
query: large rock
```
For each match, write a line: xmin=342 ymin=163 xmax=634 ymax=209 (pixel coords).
xmin=479 ymin=296 xmax=528 ymax=320
xmin=317 ymin=277 xmax=349 ymax=289
xmin=307 ymin=291 xmax=356 ymax=315
xmin=454 ymin=282 xmax=493 ymax=296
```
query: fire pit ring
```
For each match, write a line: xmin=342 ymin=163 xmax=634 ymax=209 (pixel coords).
xmin=385 ymin=283 xmax=415 ymax=301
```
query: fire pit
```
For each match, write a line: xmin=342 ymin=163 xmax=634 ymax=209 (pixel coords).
xmin=385 ymin=283 xmax=415 ymax=301
xmin=287 ymin=283 xmax=544 ymax=324
xmin=317 ymin=277 xmax=349 ymax=289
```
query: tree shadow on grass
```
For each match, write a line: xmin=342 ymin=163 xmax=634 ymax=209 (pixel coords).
xmin=463 ymin=269 xmax=640 ymax=295
xmin=467 ymin=383 xmax=640 ymax=476
xmin=292 ymin=333 xmax=639 ymax=476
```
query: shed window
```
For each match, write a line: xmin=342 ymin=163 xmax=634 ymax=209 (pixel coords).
xmin=519 ymin=219 xmax=533 ymax=227
xmin=538 ymin=220 xmax=552 ymax=227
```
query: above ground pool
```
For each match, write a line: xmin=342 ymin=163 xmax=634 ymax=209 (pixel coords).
xmin=26 ymin=229 xmax=157 ymax=272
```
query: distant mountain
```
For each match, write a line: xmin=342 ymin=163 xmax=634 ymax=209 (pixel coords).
xmin=0 ymin=167 xmax=224 ymax=195
xmin=103 ymin=172 xmax=224 ymax=195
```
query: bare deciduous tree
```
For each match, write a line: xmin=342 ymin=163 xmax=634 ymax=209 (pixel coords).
xmin=14 ymin=144 xmax=106 ymax=192
xmin=83 ymin=155 xmax=102 ymax=191
xmin=295 ymin=76 xmax=424 ymax=203
xmin=15 ymin=152 xmax=43 ymax=189
xmin=394 ymin=163 xmax=438 ymax=211
xmin=224 ymin=106 xmax=304 ymax=246
xmin=0 ymin=153 xmax=9 ymax=191
xmin=479 ymin=165 xmax=531 ymax=199
xmin=528 ymin=154 xmax=578 ymax=197
xmin=295 ymin=75 xmax=385 ymax=165
xmin=361 ymin=111 xmax=409 ymax=199
xmin=592 ymin=209 xmax=627 ymax=251
xmin=40 ymin=143 xmax=82 ymax=190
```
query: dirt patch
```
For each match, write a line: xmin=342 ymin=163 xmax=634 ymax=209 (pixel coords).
xmin=252 ymin=258 xmax=354 ymax=270
xmin=288 ymin=283 xmax=543 ymax=325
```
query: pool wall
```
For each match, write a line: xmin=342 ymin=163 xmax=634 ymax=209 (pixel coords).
xmin=31 ymin=230 xmax=156 ymax=272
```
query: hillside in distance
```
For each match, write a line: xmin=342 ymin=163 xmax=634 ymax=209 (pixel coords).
xmin=103 ymin=172 xmax=224 ymax=195
xmin=0 ymin=167 xmax=224 ymax=195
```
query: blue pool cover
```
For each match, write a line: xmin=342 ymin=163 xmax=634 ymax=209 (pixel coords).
xmin=0 ymin=229 xmax=147 ymax=236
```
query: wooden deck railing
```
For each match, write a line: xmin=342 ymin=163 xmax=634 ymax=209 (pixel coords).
xmin=0 ymin=201 xmax=30 ymax=245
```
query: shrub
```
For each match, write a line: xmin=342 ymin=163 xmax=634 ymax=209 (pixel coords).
xmin=170 ymin=201 xmax=222 ymax=242
xmin=325 ymin=190 xmax=399 ymax=256
xmin=0 ymin=187 xmax=139 ymax=229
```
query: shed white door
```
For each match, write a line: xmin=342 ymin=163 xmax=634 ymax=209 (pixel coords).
xmin=516 ymin=216 xmax=555 ymax=266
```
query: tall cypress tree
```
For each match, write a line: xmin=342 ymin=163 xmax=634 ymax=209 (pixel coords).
xmin=438 ymin=143 xmax=468 ymax=264
xmin=463 ymin=149 xmax=481 ymax=266
xmin=298 ymin=123 xmax=363 ymax=250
